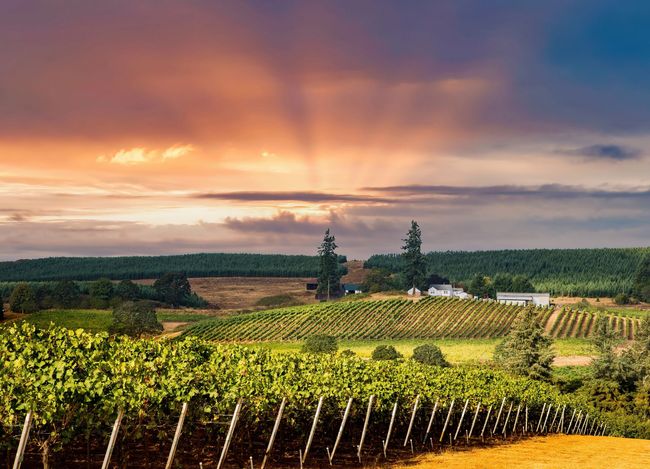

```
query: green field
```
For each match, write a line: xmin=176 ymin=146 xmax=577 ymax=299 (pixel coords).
xmin=20 ymin=309 xmax=207 ymax=332
xmin=183 ymin=296 xmax=639 ymax=341
xmin=245 ymin=337 xmax=595 ymax=363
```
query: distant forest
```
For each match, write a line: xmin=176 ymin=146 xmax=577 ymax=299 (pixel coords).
xmin=365 ymin=247 xmax=650 ymax=297
xmin=0 ymin=253 xmax=347 ymax=282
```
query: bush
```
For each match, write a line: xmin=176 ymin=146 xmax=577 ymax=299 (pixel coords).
xmin=153 ymin=272 xmax=191 ymax=306
xmin=89 ymin=278 xmax=114 ymax=306
xmin=0 ymin=293 xmax=4 ymax=320
xmin=255 ymin=294 xmax=302 ymax=308
xmin=109 ymin=301 xmax=163 ymax=337
xmin=614 ymin=293 xmax=630 ymax=305
xmin=52 ymin=280 xmax=81 ymax=308
xmin=412 ymin=344 xmax=449 ymax=367
xmin=301 ymin=334 xmax=338 ymax=354
xmin=9 ymin=283 xmax=38 ymax=313
xmin=115 ymin=279 xmax=140 ymax=301
xmin=339 ymin=349 xmax=356 ymax=357
xmin=371 ymin=345 xmax=403 ymax=361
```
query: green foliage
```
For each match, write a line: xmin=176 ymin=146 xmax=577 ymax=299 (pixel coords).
xmin=468 ymin=275 xmax=495 ymax=298
xmin=52 ymin=280 xmax=81 ymax=308
xmin=2 ymin=322 xmax=606 ymax=464
xmin=366 ymin=247 xmax=650 ymax=297
xmin=115 ymin=279 xmax=140 ymax=300
xmin=255 ymin=294 xmax=302 ymax=308
xmin=9 ymin=283 xmax=38 ymax=313
xmin=88 ymin=278 xmax=114 ymax=308
xmin=0 ymin=292 xmax=4 ymax=320
xmin=633 ymin=255 xmax=650 ymax=302
xmin=109 ymin=301 xmax=163 ymax=337
xmin=301 ymin=334 xmax=338 ymax=354
xmin=0 ymin=253 xmax=345 ymax=281
xmin=371 ymin=344 xmax=403 ymax=360
xmin=494 ymin=307 xmax=555 ymax=381
xmin=339 ymin=348 xmax=355 ymax=357
xmin=317 ymin=229 xmax=342 ymax=298
xmin=412 ymin=344 xmax=449 ymax=367
xmin=362 ymin=268 xmax=398 ymax=293
xmin=153 ymin=272 xmax=192 ymax=306
xmin=401 ymin=221 xmax=427 ymax=291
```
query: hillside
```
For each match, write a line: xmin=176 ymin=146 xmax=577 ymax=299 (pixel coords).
xmin=366 ymin=247 xmax=650 ymax=297
xmin=0 ymin=253 xmax=347 ymax=281
xmin=183 ymin=296 xmax=641 ymax=341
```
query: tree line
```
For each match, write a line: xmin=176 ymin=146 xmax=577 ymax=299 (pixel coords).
xmin=1 ymin=272 xmax=207 ymax=315
xmin=0 ymin=253 xmax=348 ymax=282
xmin=366 ymin=247 xmax=650 ymax=297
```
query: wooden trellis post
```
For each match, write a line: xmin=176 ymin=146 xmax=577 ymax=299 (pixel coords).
xmin=501 ymin=402 xmax=513 ymax=436
xmin=566 ymin=409 xmax=576 ymax=434
xmin=589 ymin=418 xmax=596 ymax=435
xmin=383 ymin=401 xmax=399 ymax=458
xmin=403 ymin=395 xmax=420 ymax=447
xmin=12 ymin=410 xmax=33 ymax=469
xmin=422 ymin=398 xmax=439 ymax=444
xmin=535 ymin=403 xmax=546 ymax=433
xmin=512 ymin=404 xmax=521 ymax=435
xmin=439 ymin=399 xmax=455 ymax=443
xmin=165 ymin=402 xmax=189 ymax=469
xmin=101 ymin=409 xmax=124 ymax=469
xmin=261 ymin=398 xmax=286 ymax=469
xmin=357 ymin=395 xmax=374 ymax=462
xmin=468 ymin=402 xmax=481 ymax=439
xmin=542 ymin=404 xmax=552 ymax=433
xmin=480 ymin=405 xmax=493 ymax=439
xmin=524 ymin=406 xmax=528 ymax=434
xmin=492 ymin=397 xmax=506 ymax=435
xmin=217 ymin=399 xmax=243 ymax=469
xmin=329 ymin=397 xmax=353 ymax=464
xmin=302 ymin=397 xmax=324 ymax=465
xmin=453 ymin=399 xmax=469 ymax=441
xmin=548 ymin=406 xmax=560 ymax=433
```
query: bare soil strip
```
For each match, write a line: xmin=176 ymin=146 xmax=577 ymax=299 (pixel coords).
xmin=393 ymin=435 xmax=650 ymax=469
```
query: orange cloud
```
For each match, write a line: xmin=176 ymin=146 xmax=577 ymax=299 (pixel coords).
xmin=98 ymin=144 xmax=195 ymax=165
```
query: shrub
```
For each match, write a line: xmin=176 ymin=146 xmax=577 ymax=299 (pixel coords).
xmin=614 ymin=293 xmax=630 ymax=305
xmin=9 ymin=283 xmax=38 ymax=313
xmin=0 ymin=293 xmax=4 ymax=320
xmin=255 ymin=294 xmax=301 ymax=308
xmin=339 ymin=349 xmax=356 ymax=357
xmin=301 ymin=334 xmax=338 ymax=354
xmin=89 ymin=278 xmax=114 ymax=306
xmin=371 ymin=345 xmax=403 ymax=361
xmin=153 ymin=272 xmax=191 ymax=306
xmin=412 ymin=344 xmax=449 ymax=367
xmin=52 ymin=280 xmax=81 ymax=308
xmin=115 ymin=279 xmax=140 ymax=301
xmin=109 ymin=301 xmax=163 ymax=337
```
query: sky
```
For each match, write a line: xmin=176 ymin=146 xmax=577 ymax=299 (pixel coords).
xmin=1 ymin=0 xmax=650 ymax=260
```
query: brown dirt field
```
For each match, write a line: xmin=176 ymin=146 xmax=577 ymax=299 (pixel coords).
xmin=161 ymin=321 xmax=188 ymax=331
xmin=342 ymin=259 xmax=369 ymax=284
xmin=393 ymin=435 xmax=650 ymax=468
xmin=553 ymin=355 xmax=594 ymax=366
xmin=553 ymin=296 xmax=650 ymax=310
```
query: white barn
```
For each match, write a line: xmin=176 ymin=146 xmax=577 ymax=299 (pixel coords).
xmin=496 ymin=292 xmax=550 ymax=307
xmin=428 ymin=284 xmax=469 ymax=299
xmin=407 ymin=287 xmax=422 ymax=296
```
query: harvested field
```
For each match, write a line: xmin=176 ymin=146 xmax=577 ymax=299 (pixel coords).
xmin=395 ymin=435 xmax=650 ymax=468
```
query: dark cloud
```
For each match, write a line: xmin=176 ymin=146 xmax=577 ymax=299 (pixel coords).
xmin=195 ymin=191 xmax=393 ymax=204
xmin=559 ymin=144 xmax=642 ymax=161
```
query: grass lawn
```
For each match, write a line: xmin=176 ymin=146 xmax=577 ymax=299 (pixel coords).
xmin=243 ymin=337 xmax=596 ymax=363
xmin=21 ymin=309 xmax=207 ymax=333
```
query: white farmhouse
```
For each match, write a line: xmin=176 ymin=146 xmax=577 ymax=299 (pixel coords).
xmin=428 ymin=284 xmax=469 ymax=299
xmin=496 ymin=292 xmax=550 ymax=307
xmin=407 ymin=287 xmax=422 ymax=296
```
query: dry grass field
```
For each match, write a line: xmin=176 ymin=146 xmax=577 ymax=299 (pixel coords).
xmin=394 ymin=435 xmax=650 ymax=468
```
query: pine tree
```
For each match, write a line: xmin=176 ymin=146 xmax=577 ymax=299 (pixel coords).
xmin=401 ymin=221 xmax=426 ymax=291
xmin=633 ymin=255 xmax=650 ymax=302
xmin=317 ymin=229 xmax=341 ymax=299
xmin=494 ymin=307 xmax=555 ymax=381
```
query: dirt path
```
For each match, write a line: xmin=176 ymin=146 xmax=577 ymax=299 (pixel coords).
xmin=394 ymin=435 xmax=650 ymax=468
xmin=544 ymin=308 xmax=561 ymax=333
xmin=161 ymin=321 xmax=188 ymax=332
xmin=553 ymin=355 xmax=594 ymax=366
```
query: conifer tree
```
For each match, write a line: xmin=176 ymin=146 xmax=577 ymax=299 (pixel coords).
xmin=317 ymin=229 xmax=341 ymax=299
xmin=494 ymin=307 xmax=555 ymax=381
xmin=633 ymin=255 xmax=650 ymax=302
xmin=401 ymin=221 xmax=426 ymax=291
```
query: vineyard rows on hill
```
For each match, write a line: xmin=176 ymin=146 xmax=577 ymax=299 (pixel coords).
xmin=184 ymin=297 xmax=641 ymax=342
xmin=1 ymin=324 xmax=602 ymax=468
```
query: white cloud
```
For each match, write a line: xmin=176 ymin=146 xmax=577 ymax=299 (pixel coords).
xmin=98 ymin=144 xmax=195 ymax=165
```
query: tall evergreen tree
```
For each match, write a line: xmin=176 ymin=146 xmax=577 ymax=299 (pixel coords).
xmin=401 ymin=221 xmax=426 ymax=291
xmin=317 ymin=229 xmax=341 ymax=299
xmin=494 ymin=307 xmax=555 ymax=381
xmin=633 ymin=255 xmax=650 ymax=302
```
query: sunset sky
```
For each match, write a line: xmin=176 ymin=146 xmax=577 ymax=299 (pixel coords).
xmin=2 ymin=0 xmax=650 ymax=260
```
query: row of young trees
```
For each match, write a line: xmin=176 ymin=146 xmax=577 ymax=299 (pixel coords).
xmin=2 ymin=272 xmax=206 ymax=314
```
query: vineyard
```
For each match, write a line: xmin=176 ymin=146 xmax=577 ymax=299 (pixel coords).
xmin=1 ymin=323 xmax=606 ymax=468
xmin=183 ymin=297 xmax=641 ymax=342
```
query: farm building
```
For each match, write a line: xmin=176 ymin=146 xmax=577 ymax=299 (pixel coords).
xmin=496 ymin=292 xmax=551 ymax=307
xmin=305 ymin=280 xmax=318 ymax=291
xmin=407 ymin=287 xmax=421 ymax=296
xmin=343 ymin=283 xmax=363 ymax=295
xmin=428 ymin=284 xmax=469 ymax=299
